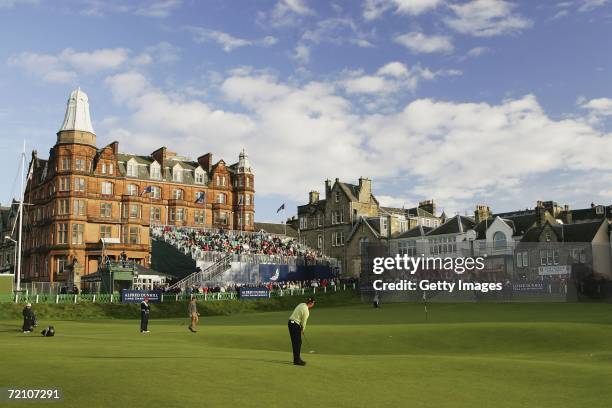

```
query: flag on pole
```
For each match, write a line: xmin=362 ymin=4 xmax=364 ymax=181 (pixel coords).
xmin=140 ymin=186 xmax=153 ymax=196
xmin=195 ymin=192 xmax=205 ymax=204
xmin=276 ymin=203 xmax=285 ymax=213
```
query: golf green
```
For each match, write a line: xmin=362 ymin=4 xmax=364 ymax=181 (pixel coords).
xmin=1 ymin=302 xmax=612 ymax=408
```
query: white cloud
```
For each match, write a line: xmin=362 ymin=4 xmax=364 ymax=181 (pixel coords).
xmin=135 ymin=0 xmax=182 ymax=17
xmin=8 ymin=47 xmax=131 ymax=83
xmin=293 ymin=44 xmax=311 ymax=64
xmin=363 ymin=0 xmax=443 ymax=20
xmin=0 ymin=0 xmax=38 ymax=8
xmin=99 ymin=69 xmax=612 ymax=215
xmin=187 ymin=27 xmax=278 ymax=52
xmin=581 ymin=98 xmax=612 ymax=116
xmin=258 ymin=0 xmax=315 ymax=28
xmin=466 ymin=46 xmax=490 ymax=57
xmin=79 ymin=0 xmax=180 ymax=18
xmin=8 ymin=52 xmax=75 ymax=84
xmin=445 ymin=0 xmax=532 ymax=37
xmin=59 ymin=48 xmax=130 ymax=73
xmin=394 ymin=32 xmax=454 ymax=54
xmin=293 ymin=18 xmax=375 ymax=64
xmin=134 ymin=42 xmax=180 ymax=65
xmin=579 ymin=0 xmax=610 ymax=12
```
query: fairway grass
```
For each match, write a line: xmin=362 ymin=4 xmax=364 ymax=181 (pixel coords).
xmin=1 ymin=302 xmax=612 ymax=408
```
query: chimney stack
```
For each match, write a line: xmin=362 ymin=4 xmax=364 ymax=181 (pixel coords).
xmin=535 ymin=201 xmax=546 ymax=227
xmin=324 ymin=179 xmax=332 ymax=199
xmin=309 ymin=191 xmax=320 ymax=204
xmin=418 ymin=200 xmax=436 ymax=216
xmin=358 ymin=177 xmax=371 ymax=203
xmin=474 ymin=204 xmax=492 ymax=224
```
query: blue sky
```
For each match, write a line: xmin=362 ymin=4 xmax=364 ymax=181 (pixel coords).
xmin=1 ymin=0 xmax=612 ymax=221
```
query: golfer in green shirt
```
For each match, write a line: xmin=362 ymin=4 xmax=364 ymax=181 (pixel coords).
xmin=288 ymin=297 xmax=315 ymax=366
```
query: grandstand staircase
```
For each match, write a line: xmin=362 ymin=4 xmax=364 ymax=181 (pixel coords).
xmin=168 ymin=254 xmax=233 ymax=291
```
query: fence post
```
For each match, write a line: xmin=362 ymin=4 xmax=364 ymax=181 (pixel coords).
xmin=280 ymin=289 xmax=283 ymax=297
xmin=161 ymin=294 xmax=164 ymax=303
xmin=302 ymin=288 xmax=304 ymax=295
xmin=110 ymin=294 xmax=114 ymax=303
xmin=334 ymin=285 xmax=337 ymax=292
xmin=55 ymin=294 xmax=59 ymax=304
xmin=35 ymin=294 xmax=39 ymax=304
xmin=175 ymin=294 xmax=178 ymax=302
xmin=14 ymin=293 xmax=18 ymax=303
xmin=313 ymin=287 xmax=316 ymax=295
xmin=353 ymin=283 xmax=356 ymax=290
xmin=74 ymin=295 xmax=77 ymax=304
xmin=343 ymin=284 xmax=346 ymax=291
xmin=93 ymin=294 xmax=96 ymax=303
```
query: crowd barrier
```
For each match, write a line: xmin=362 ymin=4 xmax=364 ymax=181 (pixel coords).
xmin=1 ymin=283 xmax=357 ymax=304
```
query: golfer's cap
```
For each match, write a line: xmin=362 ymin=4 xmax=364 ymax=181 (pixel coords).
xmin=307 ymin=297 xmax=316 ymax=303
xmin=26 ymin=303 xmax=31 ymax=307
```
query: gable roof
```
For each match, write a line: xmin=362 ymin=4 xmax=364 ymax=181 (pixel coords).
xmin=347 ymin=216 xmax=382 ymax=243
xmin=427 ymin=215 xmax=475 ymax=236
xmin=396 ymin=225 xmax=433 ymax=239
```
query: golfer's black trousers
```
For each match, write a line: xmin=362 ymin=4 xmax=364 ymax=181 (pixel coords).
xmin=288 ymin=321 xmax=302 ymax=363
xmin=141 ymin=313 xmax=149 ymax=332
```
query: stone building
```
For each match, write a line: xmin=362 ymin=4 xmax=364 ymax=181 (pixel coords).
xmin=297 ymin=177 xmax=443 ymax=276
xmin=21 ymin=88 xmax=255 ymax=283
xmin=0 ymin=204 xmax=17 ymax=274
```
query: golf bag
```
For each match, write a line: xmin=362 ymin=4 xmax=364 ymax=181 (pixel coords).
xmin=41 ymin=326 xmax=55 ymax=337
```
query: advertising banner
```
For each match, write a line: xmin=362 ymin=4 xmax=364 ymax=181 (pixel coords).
xmin=238 ymin=287 xmax=270 ymax=300
xmin=120 ymin=290 xmax=163 ymax=303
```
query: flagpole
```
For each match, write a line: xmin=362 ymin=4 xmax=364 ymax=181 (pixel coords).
xmin=16 ymin=141 xmax=26 ymax=292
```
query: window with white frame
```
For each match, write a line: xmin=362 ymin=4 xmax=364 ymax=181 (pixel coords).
xmin=127 ymin=184 xmax=138 ymax=196
xmin=300 ymin=217 xmax=308 ymax=229
xmin=150 ymin=162 xmax=161 ymax=179
xmin=173 ymin=166 xmax=183 ymax=182
xmin=195 ymin=168 xmax=205 ymax=184
xmin=75 ymin=158 xmax=85 ymax=171
xmin=101 ymin=182 xmax=113 ymax=195
xmin=127 ymin=160 xmax=138 ymax=177
xmin=74 ymin=177 xmax=85 ymax=192
xmin=173 ymin=189 xmax=184 ymax=200
xmin=151 ymin=186 xmax=161 ymax=199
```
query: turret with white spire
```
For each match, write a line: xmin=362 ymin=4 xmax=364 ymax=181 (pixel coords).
xmin=56 ymin=87 xmax=96 ymax=147
xmin=237 ymin=148 xmax=252 ymax=173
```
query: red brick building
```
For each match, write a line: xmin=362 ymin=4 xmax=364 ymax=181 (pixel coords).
xmin=22 ymin=88 xmax=255 ymax=283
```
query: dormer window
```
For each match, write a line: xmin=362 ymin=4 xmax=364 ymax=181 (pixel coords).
xmin=335 ymin=191 xmax=340 ymax=202
xmin=194 ymin=167 xmax=205 ymax=184
xmin=150 ymin=162 xmax=161 ymax=180
xmin=126 ymin=159 xmax=138 ymax=177
xmin=172 ymin=164 xmax=183 ymax=182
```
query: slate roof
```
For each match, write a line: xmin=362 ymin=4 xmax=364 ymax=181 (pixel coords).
xmin=396 ymin=225 xmax=433 ymax=239
xmin=116 ymin=153 xmax=211 ymax=186
xmin=426 ymin=215 xmax=475 ymax=236
xmin=254 ymin=222 xmax=299 ymax=238
xmin=520 ymin=220 xmax=604 ymax=243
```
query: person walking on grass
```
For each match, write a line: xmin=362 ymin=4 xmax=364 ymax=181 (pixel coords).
xmin=288 ymin=297 xmax=315 ymax=366
xmin=140 ymin=296 xmax=150 ymax=334
xmin=188 ymin=296 xmax=200 ymax=333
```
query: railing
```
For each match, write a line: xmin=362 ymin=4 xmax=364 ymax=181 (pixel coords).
xmin=1 ymin=283 xmax=357 ymax=304
xmin=168 ymin=254 xmax=233 ymax=291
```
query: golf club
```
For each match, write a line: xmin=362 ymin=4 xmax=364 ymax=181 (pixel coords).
xmin=302 ymin=332 xmax=315 ymax=354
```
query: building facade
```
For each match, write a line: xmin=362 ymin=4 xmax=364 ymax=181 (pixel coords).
xmin=22 ymin=88 xmax=255 ymax=283
xmin=297 ymin=177 xmax=443 ymax=276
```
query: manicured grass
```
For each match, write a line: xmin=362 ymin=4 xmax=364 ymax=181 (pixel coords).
xmin=1 ymin=302 xmax=612 ymax=408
